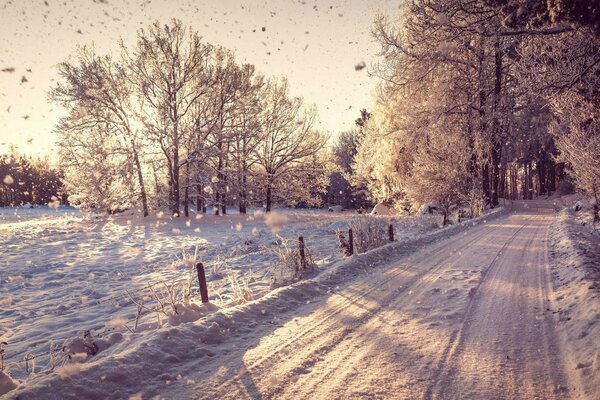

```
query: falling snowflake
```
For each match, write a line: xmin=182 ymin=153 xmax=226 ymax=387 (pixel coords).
xmin=354 ymin=61 xmax=366 ymax=71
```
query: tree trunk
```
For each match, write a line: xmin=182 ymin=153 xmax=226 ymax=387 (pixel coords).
xmin=221 ymin=173 xmax=227 ymax=216
xmin=214 ymin=191 xmax=220 ymax=215
xmin=528 ymin=162 xmax=534 ymax=200
xmin=490 ymin=38 xmax=503 ymax=208
xmin=482 ymin=164 xmax=490 ymax=206
xmin=522 ymin=163 xmax=527 ymax=200
xmin=266 ymin=178 xmax=272 ymax=212
xmin=196 ymin=184 xmax=203 ymax=214
xmin=538 ymin=155 xmax=547 ymax=196
xmin=131 ymin=144 xmax=149 ymax=217
xmin=184 ymin=164 xmax=189 ymax=217
xmin=239 ymin=165 xmax=247 ymax=214
xmin=172 ymin=146 xmax=180 ymax=216
xmin=477 ymin=38 xmax=490 ymax=206
xmin=215 ymin=141 xmax=223 ymax=216
xmin=491 ymin=145 xmax=502 ymax=207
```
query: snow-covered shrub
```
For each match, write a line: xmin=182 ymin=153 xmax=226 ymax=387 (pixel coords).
xmin=226 ymin=274 xmax=253 ymax=305
xmin=176 ymin=245 xmax=201 ymax=303
xmin=209 ymin=255 xmax=228 ymax=280
xmin=466 ymin=188 xmax=486 ymax=218
xmin=268 ymin=236 xmax=315 ymax=284
xmin=228 ymin=237 xmax=263 ymax=257
xmin=349 ymin=215 xmax=389 ymax=254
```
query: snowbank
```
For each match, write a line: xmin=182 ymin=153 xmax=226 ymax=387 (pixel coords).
xmin=549 ymin=208 xmax=600 ymax=399
xmin=0 ymin=372 xmax=17 ymax=397
xmin=370 ymin=203 xmax=395 ymax=216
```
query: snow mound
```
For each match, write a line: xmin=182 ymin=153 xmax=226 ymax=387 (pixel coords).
xmin=370 ymin=203 xmax=395 ymax=216
xmin=0 ymin=371 xmax=18 ymax=396
xmin=167 ymin=302 xmax=220 ymax=327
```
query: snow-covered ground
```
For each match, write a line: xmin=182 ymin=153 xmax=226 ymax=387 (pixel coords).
xmin=20 ymin=201 xmax=594 ymax=399
xmin=548 ymin=195 xmax=600 ymax=399
xmin=1 ymin=204 xmax=455 ymax=394
xmin=8 ymin=200 xmax=600 ymax=399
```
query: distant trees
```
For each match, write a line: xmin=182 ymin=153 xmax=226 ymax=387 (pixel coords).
xmin=329 ymin=110 xmax=372 ymax=210
xmin=0 ymin=149 xmax=64 ymax=207
xmin=52 ymin=20 xmax=328 ymax=216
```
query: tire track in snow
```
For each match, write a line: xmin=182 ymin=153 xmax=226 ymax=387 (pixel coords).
xmin=197 ymin=220 xmax=512 ymax=399
xmin=425 ymin=204 xmax=574 ymax=399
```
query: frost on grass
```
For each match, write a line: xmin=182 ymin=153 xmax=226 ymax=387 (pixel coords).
xmin=269 ymin=236 xmax=315 ymax=285
xmin=349 ymin=215 xmax=390 ymax=253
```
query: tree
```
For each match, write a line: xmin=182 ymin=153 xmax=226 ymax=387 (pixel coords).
xmin=58 ymin=126 xmax=134 ymax=213
xmin=52 ymin=47 xmax=150 ymax=216
xmin=51 ymin=20 xmax=327 ymax=216
xmin=229 ymin=64 xmax=265 ymax=213
xmin=127 ymin=20 xmax=212 ymax=216
xmin=256 ymin=78 xmax=327 ymax=212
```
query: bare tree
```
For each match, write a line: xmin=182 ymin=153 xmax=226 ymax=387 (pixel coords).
xmin=52 ymin=47 xmax=150 ymax=216
xmin=126 ymin=19 xmax=212 ymax=216
xmin=256 ymin=78 xmax=326 ymax=212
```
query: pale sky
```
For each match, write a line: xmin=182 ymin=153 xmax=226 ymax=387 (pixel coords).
xmin=0 ymin=0 xmax=398 ymax=159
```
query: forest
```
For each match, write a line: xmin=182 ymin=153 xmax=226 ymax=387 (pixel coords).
xmin=0 ymin=149 xmax=63 ymax=207
xmin=349 ymin=0 xmax=599 ymax=224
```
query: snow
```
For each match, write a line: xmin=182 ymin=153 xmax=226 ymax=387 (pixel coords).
xmin=1 ymin=204 xmax=506 ymax=398
xmin=548 ymin=198 xmax=600 ymax=399
xmin=0 ymin=372 xmax=17 ymax=397
xmin=370 ymin=203 xmax=395 ymax=216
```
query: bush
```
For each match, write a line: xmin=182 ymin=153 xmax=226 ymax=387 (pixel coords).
xmin=349 ymin=215 xmax=389 ymax=253
xmin=269 ymin=236 xmax=315 ymax=285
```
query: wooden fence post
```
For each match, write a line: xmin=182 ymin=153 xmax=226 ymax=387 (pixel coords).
xmin=348 ymin=228 xmax=354 ymax=255
xmin=196 ymin=262 xmax=209 ymax=303
xmin=0 ymin=341 xmax=6 ymax=371
xmin=298 ymin=235 xmax=307 ymax=272
xmin=388 ymin=224 xmax=394 ymax=242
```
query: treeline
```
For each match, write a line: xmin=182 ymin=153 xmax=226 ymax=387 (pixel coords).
xmin=0 ymin=150 xmax=64 ymax=207
xmin=53 ymin=20 xmax=328 ymax=217
xmin=343 ymin=0 xmax=599 ymax=223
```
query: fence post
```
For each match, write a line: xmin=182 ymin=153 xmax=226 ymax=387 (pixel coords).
xmin=0 ymin=341 xmax=6 ymax=371
xmin=196 ymin=262 xmax=209 ymax=303
xmin=388 ymin=224 xmax=394 ymax=242
xmin=298 ymin=235 xmax=307 ymax=272
xmin=348 ymin=228 xmax=354 ymax=255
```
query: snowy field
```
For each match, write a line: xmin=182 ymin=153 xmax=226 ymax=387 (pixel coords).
xmin=0 ymin=205 xmax=445 ymax=386
xmin=2 ymin=204 xmax=524 ymax=399
xmin=10 ymin=202 xmax=600 ymax=400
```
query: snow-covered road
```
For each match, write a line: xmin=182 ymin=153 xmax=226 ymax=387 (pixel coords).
xmin=188 ymin=200 xmax=577 ymax=399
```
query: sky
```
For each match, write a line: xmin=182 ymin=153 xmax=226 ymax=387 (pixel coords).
xmin=0 ymin=0 xmax=399 ymax=159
